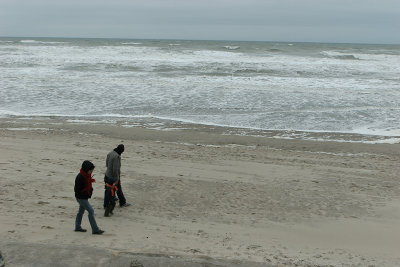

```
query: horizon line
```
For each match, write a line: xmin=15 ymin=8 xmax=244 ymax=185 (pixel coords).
xmin=1 ymin=35 xmax=399 ymax=46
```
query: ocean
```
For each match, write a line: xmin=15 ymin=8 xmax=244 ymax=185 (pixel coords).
xmin=1 ymin=37 xmax=399 ymax=143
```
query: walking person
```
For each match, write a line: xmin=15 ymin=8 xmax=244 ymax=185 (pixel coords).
xmin=74 ymin=160 xmax=104 ymax=235
xmin=104 ymin=144 xmax=131 ymax=208
xmin=104 ymin=175 xmax=118 ymax=217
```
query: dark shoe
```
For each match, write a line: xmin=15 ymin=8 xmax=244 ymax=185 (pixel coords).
xmin=74 ymin=228 xmax=87 ymax=232
xmin=104 ymin=203 xmax=112 ymax=217
xmin=92 ymin=230 xmax=104 ymax=235
xmin=110 ymin=203 xmax=116 ymax=215
xmin=120 ymin=203 xmax=131 ymax=207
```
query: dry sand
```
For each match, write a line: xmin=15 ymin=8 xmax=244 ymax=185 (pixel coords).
xmin=0 ymin=117 xmax=400 ymax=266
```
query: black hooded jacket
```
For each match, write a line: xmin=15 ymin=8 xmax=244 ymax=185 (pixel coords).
xmin=74 ymin=160 xmax=95 ymax=199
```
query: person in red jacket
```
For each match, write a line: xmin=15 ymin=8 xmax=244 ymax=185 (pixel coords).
xmin=74 ymin=160 xmax=104 ymax=235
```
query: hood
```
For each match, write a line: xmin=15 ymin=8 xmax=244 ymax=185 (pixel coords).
xmin=114 ymin=144 xmax=125 ymax=155
xmin=81 ymin=160 xmax=95 ymax=173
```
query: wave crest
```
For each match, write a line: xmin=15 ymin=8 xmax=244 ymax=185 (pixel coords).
xmin=20 ymin=40 xmax=67 ymax=44
xmin=223 ymin=46 xmax=240 ymax=50
xmin=321 ymin=51 xmax=360 ymax=60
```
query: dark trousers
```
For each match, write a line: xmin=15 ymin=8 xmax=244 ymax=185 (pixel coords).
xmin=104 ymin=186 xmax=117 ymax=206
xmin=116 ymin=181 xmax=126 ymax=206
xmin=103 ymin=180 xmax=126 ymax=208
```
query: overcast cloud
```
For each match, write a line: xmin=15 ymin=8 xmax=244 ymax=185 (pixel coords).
xmin=0 ymin=0 xmax=399 ymax=43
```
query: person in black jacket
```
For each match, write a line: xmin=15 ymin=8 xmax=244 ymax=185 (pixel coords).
xmin=74 ymin=160 xmax=104 ymax=235
xmin=104 ymin=175 xmax=118 ymax=217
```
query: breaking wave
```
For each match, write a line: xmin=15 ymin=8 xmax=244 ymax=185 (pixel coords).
xmin=320 ymin=51 xmax=360 ymax=60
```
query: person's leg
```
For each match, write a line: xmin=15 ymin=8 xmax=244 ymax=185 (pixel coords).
xmin=103 ymin=187 xmax=107 ymax=209
xmin=103 ymin=176 xmax=109 ymax=209
xmin=110 ymin=194 xmax=117 ymax=214
xmin=76 ymin=198 xmax=100 ymax=233
xmin=75 ymin=199 xmax=86 ymax=231
xmin=110 ymin=202 xmax=116 ymax=214
xmin=104 ymin=188 xmax=112 ymax=217
xmin=116 ymin=181 xmax=127 ymax=207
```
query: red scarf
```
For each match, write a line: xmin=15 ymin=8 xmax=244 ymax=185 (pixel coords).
xmin=80 ymin=169 xmax=96 ymax=194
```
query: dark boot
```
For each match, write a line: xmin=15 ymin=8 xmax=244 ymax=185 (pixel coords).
xmin=110 ymin=202 xmax=116 ymax=215
xmin=104 ymin=203 xmax=112 ymax=217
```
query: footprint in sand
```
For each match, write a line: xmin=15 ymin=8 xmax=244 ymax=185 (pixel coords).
xmin=246 ymin=245 xmax=262 ymax=250
xmin=185 ymin=248 xmax=202 ymax=254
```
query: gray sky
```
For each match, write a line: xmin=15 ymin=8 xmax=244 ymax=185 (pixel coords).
xmin=0 ymin=0 xmax=399 ymax=44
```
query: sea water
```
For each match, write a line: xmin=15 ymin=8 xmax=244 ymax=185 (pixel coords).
xmin=0 ymin=37 xmax=399 ymax=142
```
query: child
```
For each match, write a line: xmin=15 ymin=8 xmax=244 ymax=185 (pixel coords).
xmin=104 ymin=175 xmax=118 ymax=217
xmin=74 ymin=160 xmax=104 ymax=235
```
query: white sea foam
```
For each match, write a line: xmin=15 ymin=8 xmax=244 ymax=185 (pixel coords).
xmin=351 ymin=127 xmax=400 ymax=137
xmin=20 ymin=40 xmax=38 ymax=43
xmin=20 ymin=40 xmax=67 ymax=44
xmin=0 ymin=110 xmax=22 ymax=117
xmin=320 ymin=50 xmax=400 ymax=62
xmin=121 ymin=42 xmax=142 ymax=45
xmin=66 ymin=119 xmax=103 ymax=124
xmin=363 ymin=138 xmax=400 ymax=144
xmin=223 ymin=46 xmax=240 ymax=50
xmin=320 ymin=51 xmax=360 ymax=60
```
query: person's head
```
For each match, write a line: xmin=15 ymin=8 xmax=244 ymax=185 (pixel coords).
xmin=114 ymin=144 xmax=125 ymax=155
xmin=81 ymin=160 xmax=95 ymax=174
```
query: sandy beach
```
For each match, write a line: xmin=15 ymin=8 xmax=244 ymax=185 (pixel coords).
xmin=1 ymin=117 xmax=400 ymax=266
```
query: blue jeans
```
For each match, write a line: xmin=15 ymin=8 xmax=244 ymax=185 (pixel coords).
xmin=75 ymin=198 xmax=99 ymax=232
